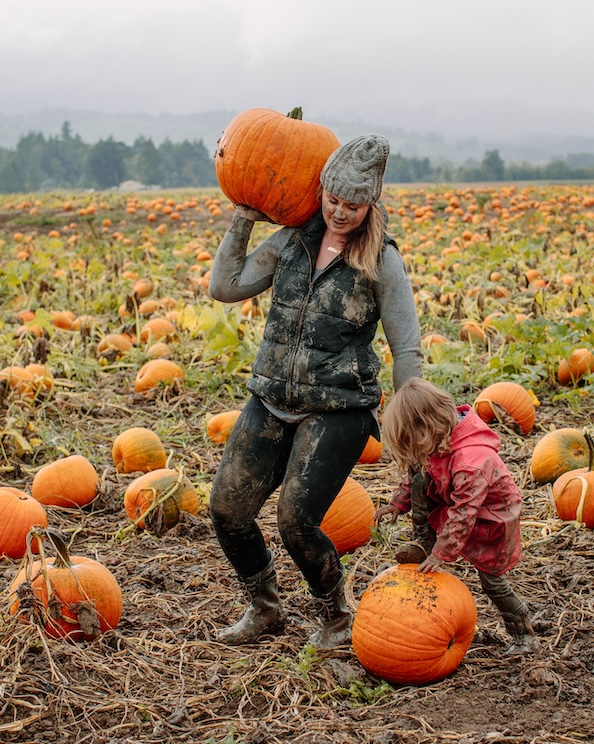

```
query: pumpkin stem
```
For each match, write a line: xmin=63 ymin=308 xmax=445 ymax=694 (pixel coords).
xmin=43 ymin=527 xmax=72 ymax=569
xmin=583 ymin=428 xmax=594 ymax=471
xmin=286 ymin=107 xmax=303 ymax=120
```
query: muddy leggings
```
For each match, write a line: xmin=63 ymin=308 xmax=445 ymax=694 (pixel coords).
xmin=209 ymin=395 xmax=375 ymax=595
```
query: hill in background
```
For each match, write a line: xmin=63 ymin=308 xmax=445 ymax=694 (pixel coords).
xmin=1 ymin=109 xmax=594 ymax=166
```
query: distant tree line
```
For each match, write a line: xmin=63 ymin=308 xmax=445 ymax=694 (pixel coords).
xmin=0 ymin=122 xmax=217 ymax=194
xmin=0 ymin=123 xmax=593 ymax=194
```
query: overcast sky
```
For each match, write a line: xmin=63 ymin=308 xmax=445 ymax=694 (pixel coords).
xmin=1 ymin=0 xmax=593 ymax=139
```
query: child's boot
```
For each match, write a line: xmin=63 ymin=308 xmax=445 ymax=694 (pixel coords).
xmin=502 ymin=612 xmax=540 ymax=654
xmin=396 ymin=471 xmax=436 ymax=564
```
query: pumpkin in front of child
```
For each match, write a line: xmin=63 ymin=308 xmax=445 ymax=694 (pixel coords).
xmin=352 ymin=564 xmax=477 ymax=685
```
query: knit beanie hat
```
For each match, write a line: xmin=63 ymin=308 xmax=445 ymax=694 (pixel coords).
xmin=320 ymin=133 xmax=390 ymax=205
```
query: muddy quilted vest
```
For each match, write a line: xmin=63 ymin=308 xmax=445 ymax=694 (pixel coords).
xmin=246 ymin=213 xmax=386 ymax=412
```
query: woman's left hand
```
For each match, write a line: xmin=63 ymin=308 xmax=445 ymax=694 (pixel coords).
xmin=417 ymin=553 xmax=444 ymax=573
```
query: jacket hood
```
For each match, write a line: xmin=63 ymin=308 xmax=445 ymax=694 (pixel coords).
xmin=449 ymin=404 xmax=501 ymax=453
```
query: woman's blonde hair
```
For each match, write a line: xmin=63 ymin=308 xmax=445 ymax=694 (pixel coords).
xmin=342 ymin=203 xmax=385 ymax=281
xmin=382 ymin=377 xmax=459 ymax=470
xmin=317 ymin=186 xmax=386 ymax=281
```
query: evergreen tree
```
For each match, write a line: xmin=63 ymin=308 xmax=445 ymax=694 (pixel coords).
xmin=84 ymin=138 xmax=128 ymax=189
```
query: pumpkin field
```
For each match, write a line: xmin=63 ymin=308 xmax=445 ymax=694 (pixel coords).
xmin=1 ymin=182 xmax=594 ymax=744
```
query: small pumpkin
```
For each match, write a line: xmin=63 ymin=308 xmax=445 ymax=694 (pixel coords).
xmin=214 ymin=107 xmax=340 ymax=227
xmin=352 ymin=564 xmax=477 ymax=685
xmin=140 ymin=317 xmax=177 ymax=343
xmin=9 ymin=528 xmax=122 ymax=641
xmin=112 ymin=427 xmax=167 ymax=473
xmin=473 ymin=381 xmax=536 ymax=434
xmin=134 ymin=359 xmax=184 ymax=393
xmin=0 ymin=487 xmax=48 ymax=559
xmin=320 ymin=477 xmax=375 ymax=555
xmin=32 ymin=454 xmax=99 ymax=508
xmin=133 ymin=277 xmax=153 ymax=298
xmin=558 ymin=348 xmax=594 ymax=386
xmin=357 ymin=435 xmax=383 ymax=464
xmin=147 ymin=341 xmax=172 ymax=359
xmin=24 ymin=363 xmax=54 ymax=394
xmin=552 ymin=430 xmax=594 ymax=527
xmin=0 ymin=366 xmax=35 ymax=399
xmin=124 ymin=468 xmax=200 ymax=530
xmin=96 ymin=333 xmax=133 ymax=355
xmin=206 ymin=410 xmax=242 ymax=444
xmin=530 ymin=428 xmax=589 ymax=485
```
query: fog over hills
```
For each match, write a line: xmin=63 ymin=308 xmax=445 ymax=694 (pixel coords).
xmin=1 ymin=110 xmax=593 ymax=167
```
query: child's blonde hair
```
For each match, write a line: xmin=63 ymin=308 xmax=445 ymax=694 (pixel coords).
xmin=382 ymin=377 xmax=459 ymax=469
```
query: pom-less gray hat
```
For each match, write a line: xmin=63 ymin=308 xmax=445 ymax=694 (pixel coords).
xmin=320 ymin=133 xmax=390 ymax=205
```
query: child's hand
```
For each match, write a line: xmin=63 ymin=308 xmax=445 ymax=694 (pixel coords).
xmin=417 ymin=553 xmax=444 ymax=573
xmin=374 ymin=503 xmax=401 ymax=524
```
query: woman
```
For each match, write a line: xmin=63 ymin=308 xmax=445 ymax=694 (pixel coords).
xmin=208 ymin=134 xmax=422 ymax=647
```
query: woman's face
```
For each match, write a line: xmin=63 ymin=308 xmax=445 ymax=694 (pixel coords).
xmin=321 ymin=190 xmax=370 ymax=236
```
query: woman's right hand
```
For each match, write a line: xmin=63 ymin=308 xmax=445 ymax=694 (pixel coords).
xmin=233 ymin=205 xmax=275 ymax=222
xmin=374 ymin=503 xmax=401 ymax=524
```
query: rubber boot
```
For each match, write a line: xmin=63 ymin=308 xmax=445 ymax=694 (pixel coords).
xmin=502 ymin=612 xmax=540 ymax=654
xmin=396 ymin=471 xmax=436 ymax=564
xmin=308 ymin=576 xmax=352 ymax=649
xmin=217 ymin=551 xmax=286 ymax=645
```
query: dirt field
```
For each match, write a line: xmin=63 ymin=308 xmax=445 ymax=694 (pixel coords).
xmin=1 ymin=386 xmax=594 ymax=744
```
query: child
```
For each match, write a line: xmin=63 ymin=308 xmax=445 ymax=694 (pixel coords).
xmin=375 ymin=377 xmax=539 ymax=654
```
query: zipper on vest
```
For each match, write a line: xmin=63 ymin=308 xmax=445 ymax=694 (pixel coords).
xmin=284 ymin=237 xmax=317 ymax=406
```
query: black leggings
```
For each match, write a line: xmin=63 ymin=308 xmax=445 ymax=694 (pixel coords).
xmin=210 ymin=396 xmax=375 ymax=595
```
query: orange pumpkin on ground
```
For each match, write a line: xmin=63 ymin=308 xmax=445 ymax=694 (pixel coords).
xmin=112 ymin=427 xmax=167 ymax=473
xmin=473 ymin=381 xmax=535 ymax=435
xmin=134 ymin=359 xmax=184 ymax=393
xmin=206 ymin=410 xmax=242 ymax=444
xmin=133 ymin=277 xmax=153 ymax=298
xmin=352 ymin=564 xmax=477 ymax=685
xmin=357 ymin=435 xmax=383 ymax=464
xmin=124 ymin=468 xmax=200 ymax=530
xmin=214 ymin=107 xmax=340 ymax=227
xmin=0 ymin=366 xmax=35 ymax=399
xmin=0 ymin=487 xmax=48 ymax=559
xmin=140 ymin=317 xmax=177 ymax=343
xmin=552 ymin=431 xmax=594 ymax=527
xmin=147 ymin=342 xmax=172 ymax=359
xmin=530 ymin=428 xmax=589 ymax=485
xmin=24 ymin=363 xmax=54 ymax=394
xmin=558 ymin=348 xmax=594 ymax=386
xmin=32 ymin=454 xmax=99 ymax=508
xmin=9 ymin=529 xmax=122 ymax=641
xmin=96 ymin=333 xmax=133 ymax=355
xmin=320 ymin=477 xmax=375 ymax=555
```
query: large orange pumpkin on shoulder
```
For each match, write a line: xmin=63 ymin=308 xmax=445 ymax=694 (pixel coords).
xmin=352 ymin=564 xmax=477 ymax=685
xmin=320 ymin=477 xmax=375 ymax=555
xmin=214 ymin=107 xmax=340 ymax=227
